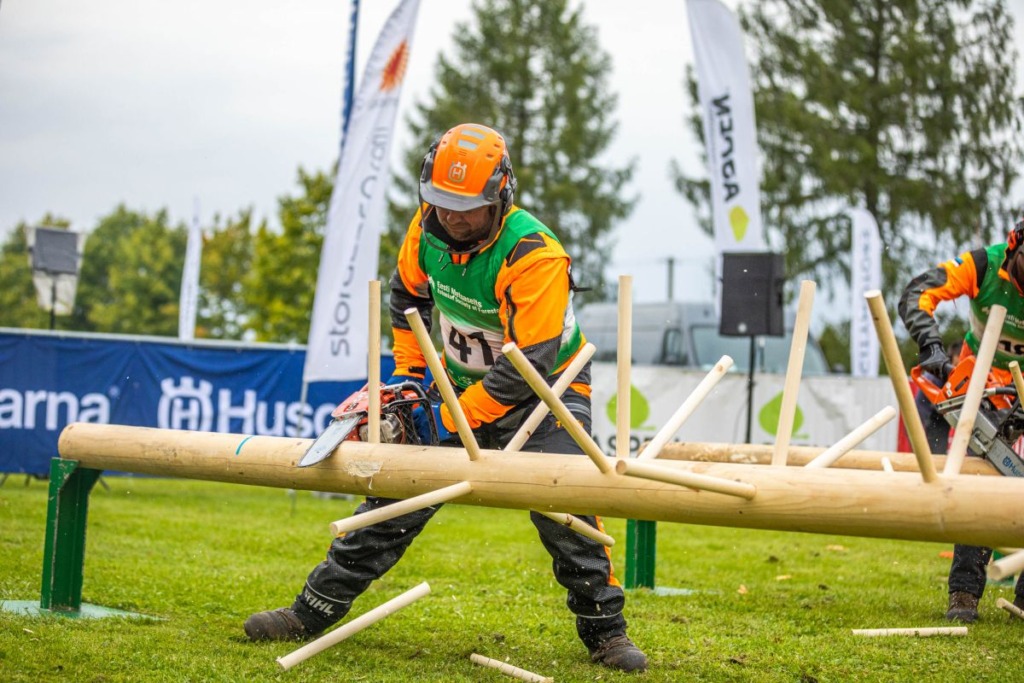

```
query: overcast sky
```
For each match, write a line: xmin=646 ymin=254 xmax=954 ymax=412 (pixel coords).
xmin=2 ymin=0 xmax=1023 ymax=308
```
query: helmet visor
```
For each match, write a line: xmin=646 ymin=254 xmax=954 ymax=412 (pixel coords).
xmin=419 ymin=179 xmax=498 ymax=212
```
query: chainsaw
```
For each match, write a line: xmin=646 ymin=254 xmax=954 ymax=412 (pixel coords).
xmin=298 ymin=381 xmax=438 ymax=467
xmin=911 ymin=356 xmax=1024 ymax=477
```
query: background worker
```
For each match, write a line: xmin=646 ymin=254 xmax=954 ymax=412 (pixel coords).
xmin=898 ymin=221 xmax=1024 ymax=622
xmin=245 ymin=123 xmax=647 ymax=673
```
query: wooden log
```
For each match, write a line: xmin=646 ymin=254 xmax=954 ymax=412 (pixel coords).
xmin=654 ymin=442 xmax=999 ymax=476
xmin=58 ymin=423 xmax=1024 ymax=548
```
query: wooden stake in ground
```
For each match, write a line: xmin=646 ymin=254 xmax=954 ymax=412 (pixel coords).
xmin=804 ymin=406 xmax=897 ymax=469
xmin=276 ymin=582 xmax=431 ymax=670
xmin=503 ymin=343 xmax=614 ymax=474
xmin=997 ymin=597 xmax=1024 ymax=620
xmin=945 ymin=304 xmax=1006 ymax=476
xmin=616 ymin=275 xmax=632 ymax=459
xmin=329 ymin=482 xmax=473 ymax=536
xmin=505 ymin=343 xmax=595 ymax=452
xmin=988 ymin=547 xmax=1024 ymax=582
xmin=851 ymin=627 xmax=967 ymax=637
xmin=615 ymin=458 xmax=757 ymax=499
xmin=367 ymin=280 xmax=381 ymax=444
xmin=638 ymin=355 xmax=733 ymax=461
xmin=772 ymin=280 xmax=815 ymax=467
xmin=864 ymin=290 xmax=938 ymax=483
xmin=1009 ymin=361 xmax=1024 ymax=403
xmin=470 ymin=653 xmax=553 ymax=683
xmin=403 ymin=308 xmax=481 ymax=461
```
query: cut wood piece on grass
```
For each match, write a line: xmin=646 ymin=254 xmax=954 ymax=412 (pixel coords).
xmin=996 ymin=598 xmax=1024 ymax=620
xmin=276 ymin=582 xmax=431 ymax=670
xmin=851 ymin=627 xmax=967 ymax=637
xmin=469 ymin=653 xmax=553 ymax=683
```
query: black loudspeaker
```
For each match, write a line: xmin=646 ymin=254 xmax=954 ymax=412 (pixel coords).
xmin=719 ymin=252 xmax=785 ymax=337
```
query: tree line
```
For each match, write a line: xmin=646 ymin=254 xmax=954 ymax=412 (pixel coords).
xmin=2 ymin=0 xmax=1020 ymax=370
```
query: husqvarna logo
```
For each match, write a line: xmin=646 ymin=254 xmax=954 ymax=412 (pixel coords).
xmin=448 ymin=161 xmax=467 ymax=183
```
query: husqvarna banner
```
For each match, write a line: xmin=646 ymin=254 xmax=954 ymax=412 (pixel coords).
xmin=687 ymin=0 xmax=765 ymax=252
xmin=849 ymin=208 xmax=882 ymax=377
xmin=0 ymin=329 xmax=390 ymax=475
xmin=304 ymin=0 xmax=421 ymax=383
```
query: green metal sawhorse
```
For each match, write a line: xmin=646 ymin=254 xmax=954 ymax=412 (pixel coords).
xmin=1 ymin=458 xmax=147 ymax=618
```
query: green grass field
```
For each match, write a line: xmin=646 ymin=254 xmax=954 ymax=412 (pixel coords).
xmin=2 ymin=474 xmax=1023 ymax=682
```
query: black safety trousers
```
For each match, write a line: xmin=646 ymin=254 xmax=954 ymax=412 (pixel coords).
xmin=290 ymin=386 xmax=628 ymax=649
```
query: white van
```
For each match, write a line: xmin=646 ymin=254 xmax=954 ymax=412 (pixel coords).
xmin=575 ymin=300 xmax=831 ymax=375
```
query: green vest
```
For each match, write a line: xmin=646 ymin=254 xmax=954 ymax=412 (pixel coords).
xmin=968 ymin=242 xmax=1024 ymax=369
xmin=418 ymin=208 xmax=583 ymax=388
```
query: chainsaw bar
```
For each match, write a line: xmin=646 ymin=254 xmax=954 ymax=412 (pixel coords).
xmin=298 ymin=413 xmax=362 ymax=467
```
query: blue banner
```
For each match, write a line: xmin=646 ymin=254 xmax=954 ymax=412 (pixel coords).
xmin=0 ymin=329 xmax=395 ymax=474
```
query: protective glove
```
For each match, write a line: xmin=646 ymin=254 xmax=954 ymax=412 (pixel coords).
xmin=918 ymin=342 xmax=952 ymax=383
xmin=384 ymin=374 xmax=424 ymax=388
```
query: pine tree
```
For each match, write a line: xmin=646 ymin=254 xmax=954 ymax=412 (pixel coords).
xmin=676 ymin=0 xmax=1024 ymax=295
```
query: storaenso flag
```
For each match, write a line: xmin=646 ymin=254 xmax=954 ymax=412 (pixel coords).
xmin=687 ymin=0 xmax=765 ymax=252
xmin=849 ymin=208 xmax=882 ymax=377
xmin=178 ymin=197 xmax=202 ymax=341
xmin=303 ymin=0 xmax=421 ymax=383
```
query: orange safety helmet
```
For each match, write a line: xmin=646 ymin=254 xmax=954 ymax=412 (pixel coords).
xmin=419 ymin=123 xmax=516 ymax=219
xmin=1009 ymin=216 xmax=1024 ymax=252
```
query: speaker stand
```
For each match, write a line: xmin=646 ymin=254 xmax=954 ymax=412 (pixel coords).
xmin=744 ymin=336 xmax=755 ymax=443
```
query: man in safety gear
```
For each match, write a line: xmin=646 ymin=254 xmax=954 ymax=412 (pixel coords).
xmin=898 ymin=218 xmax=1024 ymax=622
xmin=244 ymin=123 xmax=647 ymax=673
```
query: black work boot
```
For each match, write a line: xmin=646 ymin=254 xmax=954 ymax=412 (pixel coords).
xmin=589 ymin=633 xmax=648 ymax=673
xmin=244 ymin=607 xmax=313 ymax=641
xmin=945 ymin=591 xmax=980 ymax=623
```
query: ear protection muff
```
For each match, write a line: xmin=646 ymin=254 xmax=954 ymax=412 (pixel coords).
xmin=419 ymin=138 xmax=440 ymax=188
xmin=1009 ymin=217 xmax=1024 ymax=252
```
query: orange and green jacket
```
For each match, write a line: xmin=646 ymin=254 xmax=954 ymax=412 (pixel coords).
xmin=898 ymin=242 xmax=1024 ymax=370
xmin=388 ymin=205 xmax=588 ymax=431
